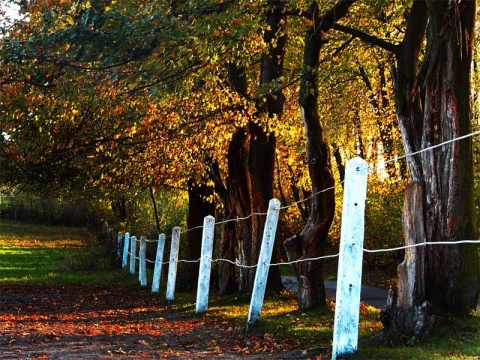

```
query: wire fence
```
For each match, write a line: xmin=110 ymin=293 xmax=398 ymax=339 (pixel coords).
xmin=122 ymin=128 xmax=480 ymax=270
xmin=119 ymin=131 xmax=480 ymax=298
xmin=117 ymin=127 xmax=480 ymax=354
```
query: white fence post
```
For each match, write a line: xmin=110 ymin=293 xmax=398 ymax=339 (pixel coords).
xmin=196 ymin=215 xmax=215 ymax=313
xmin=139 ymin=236 xmax=147 ymax=286
xmin=166 ymin=227 xmax=181 ymax=301
xmin=246 ymin=198 xmax=281 ymax=329
xmin=152 ymin=233 xmax=166 ymax=293
xmin=129 ymin=236 xmax=137 ymax=275
xmin=122 ymin=232 xmax=130 ymax=269
xmin=332 ymin=157 xmax=368 ymax=359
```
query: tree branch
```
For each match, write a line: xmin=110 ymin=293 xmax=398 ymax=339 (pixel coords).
xmin=333 ymin=23 xmax=399 ymax=54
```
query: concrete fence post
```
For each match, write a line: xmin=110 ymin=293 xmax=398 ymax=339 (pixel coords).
xmin=332 ymin=157 xmax=368 ymax=359
xmin=152 ymin=233 xmax=166 ymax=293
xmin=196 ymin=215 xmax=215 ymax=313
xmin=246 ymin=198 xmax=281 ymax=329
xmin=139 ymin=236 xmax=147 ymax=287
xmin=166 ymin=227 xmax=181 ymax=301
xmin=129 ymin=236 xmax=137 ymax=275
xmin=122 ymin=232 xmax=130 ymax=269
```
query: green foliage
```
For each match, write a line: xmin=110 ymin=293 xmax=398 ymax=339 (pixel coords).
xmin=125 ymin=187 xmax=188 ymax=238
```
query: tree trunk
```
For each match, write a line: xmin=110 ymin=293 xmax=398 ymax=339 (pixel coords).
xmin=421 ymin=0 xmax=479 ymax=312
xmin=384 ymin=0 xmax=479 ymax=340
xmin=209 ymin=160 xmax=238 ymax=294
xmin=287 ymin=164 xmax=310 ymax=221
xmin=332 ymin=143 xmax=346 ymax=186
xmin=149 ymin=186 xmax=161 ymax=234
xmin=218 ymin=219 xmax=238 ymax=293
xmin=284 ymin=0 xmax=354 ymax=309
xmin=228 ymin=129 xmax=253 ymax=292
xmin=179 ymin=178 xmax=215 ymax=289
xmin=111 ymin=197 xmax=127 ymax=222
xmin=243 ymin=0 xmax=287 ymax=292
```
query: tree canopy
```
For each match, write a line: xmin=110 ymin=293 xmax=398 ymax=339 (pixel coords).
xmin=1 ymin=0 xmax=479 ymax=341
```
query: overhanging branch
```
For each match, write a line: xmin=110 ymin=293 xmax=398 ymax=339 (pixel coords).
xmin=333 ymin=23 xmax=399 ymax=54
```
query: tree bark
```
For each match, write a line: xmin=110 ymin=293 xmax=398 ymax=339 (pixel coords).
xmin=283 ymin=0 xmax=354 ymax=309
xmin=421 ymin=0 xmax=479 ymax=313
xmin=228 ymin=129 xmax=253 ymax=292
xmin=243 ymin=0 xmax=287 ymax=292
xmin=218 ymin=219 xmax=238 ymax=293
xmin=179 ymin=178 xmax=215 ymax=289
xmin=209 ymin=161 xmax=238 ymax=294
xmin=384 ymin=0 xmax=479 ymax=340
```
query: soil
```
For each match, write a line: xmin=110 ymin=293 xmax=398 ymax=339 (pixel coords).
xmin=0 ymin=284 xmax=330 ymax=359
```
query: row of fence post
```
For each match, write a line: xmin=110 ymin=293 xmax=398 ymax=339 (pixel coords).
xmin=119 ymin=157 xmax=368 ymax=359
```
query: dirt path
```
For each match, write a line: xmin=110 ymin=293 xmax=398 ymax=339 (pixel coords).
xmin=0 ymin=284 xmax=328 ymax=359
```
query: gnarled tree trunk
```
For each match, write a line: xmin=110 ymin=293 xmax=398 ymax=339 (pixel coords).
xmin=383 ymin=0 xmax=479 ymax=340
xmin=284 ymin=0 xmax=354 ymax=309
xmin=228 ymin=129 xmax=254 ymax=292
xmin=240 ymin=0 xmax=287 ymax=291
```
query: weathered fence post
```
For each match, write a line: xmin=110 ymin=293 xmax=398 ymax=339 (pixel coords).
xmin=139 ymin=236 xmax=147 ymax=286
xmin=196 ymin=215 xmax=215 ymax=313
xmin=129 ymin=236 xmax=137 ymax=275
xmin=332 ymin=157 xmax=368 ymax=360
xmin=152 ymin=233 xmax=166 ymax=293
xmin=246 ymin=198 xmax=281 ymax=329
xmin=166 ymin=227 xmax=181 ymax=301
xmin=122 ymin=232 xmax=130 ymax=269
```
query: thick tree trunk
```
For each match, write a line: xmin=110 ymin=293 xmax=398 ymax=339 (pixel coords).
xmin=284 ymin=0 xmax=354 ymax=309
xmin=179 ymin=178 xmax=215 ymax=289
xmin=228 ymin=129 xmax=253 ymax=292
xmin=215 ymin=61 xmax=251 ymax=293
xmin=243 ymin=0 xmax=287 ymax=291
xmin=209 ymin=160 xmax=238 ymax=294
xmin=421 ymin=0 xmax=479 ymax=313
xmin=218 ymin=219 xmax=238 ymax=293
xmin=384 ymin=0 xmax=479 ymax=340
xmin=248 ymin=122 xmax=279 ymax=290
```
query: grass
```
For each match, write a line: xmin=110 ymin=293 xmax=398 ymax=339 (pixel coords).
xmin=1 ymin=219 xmax=479 ymax=359
xmin=172 ymin=288 xmax=480 ymax=359
xmin=210 ymin=295 xmax=480 ymax=359
xmin=0 ymin=219 xmax=132 ymax=285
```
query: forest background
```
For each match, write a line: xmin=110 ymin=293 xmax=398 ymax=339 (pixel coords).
xmin=1 ymin=0 xmax=479 ymax=342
